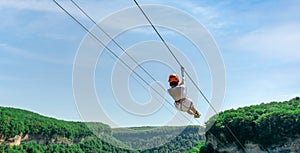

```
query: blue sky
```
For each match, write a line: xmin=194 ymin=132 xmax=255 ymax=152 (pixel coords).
xmin=1 ymin=0 xmax=300 ymax=127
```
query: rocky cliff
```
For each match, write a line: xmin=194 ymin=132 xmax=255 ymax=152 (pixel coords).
xmin=205 ymin=132 xmax=300 ymax=153
xmin=202 ymin=98 xmax=300 ymax=153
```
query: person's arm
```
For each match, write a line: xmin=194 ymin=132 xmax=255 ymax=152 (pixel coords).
xmin=179 ymin=66 xmax=185 ymax=86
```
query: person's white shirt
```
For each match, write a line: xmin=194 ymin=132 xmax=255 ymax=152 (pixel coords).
xmin=167 ymin=78 xmax=186 ymax=101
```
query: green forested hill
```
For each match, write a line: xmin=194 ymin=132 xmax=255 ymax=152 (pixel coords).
xmin=0 ymin=106 xmax=135 ymax=152
xmin=0 ymin=107 xmax=95 ymax=139
xmin=113 ymin=126 xmax=204 ymax=152
xmin=3 ymin=98 xmax=297 ymax=153
xmin=0 ymin=106 xmax=203 ymax=152
xmin=139 ymin=126 xmax=204 ymax=153
xmin=192 ymin=97 xmax=300 ymax=153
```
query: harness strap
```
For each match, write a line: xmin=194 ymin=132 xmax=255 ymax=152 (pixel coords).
xmin=175 ymin=98 xmax=186 ymax=103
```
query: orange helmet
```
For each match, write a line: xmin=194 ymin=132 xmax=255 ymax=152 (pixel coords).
xmin=168 ymin=74 xmax=179 ymax=82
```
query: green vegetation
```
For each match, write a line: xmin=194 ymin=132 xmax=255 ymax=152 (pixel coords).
xmin=113 ymin=126 xmax=204 ymax=151
xmin=0 ymin=107 xmax=95 ymax=139
xmin=0 ymin=138 xmax=137 ymax=153
xmin=0 ymin=106 xmax=203 ymax=152
xmin=186 ymin=141 xmax=205 ymax=153
xmin=0 ymin=107 xmax=136 ymax=152
xmin=140 ymin=127 xmax=203 ymax=153
xmin=2 ymin=97 xmax=299 ymax=152
xmin=200 ymin=97 xmax=300 ymax=152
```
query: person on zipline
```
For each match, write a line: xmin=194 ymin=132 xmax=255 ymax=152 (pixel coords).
xmin=167 ymin=67 xmax=201 ymax=118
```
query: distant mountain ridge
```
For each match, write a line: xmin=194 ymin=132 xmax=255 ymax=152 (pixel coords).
xmin=113 ymin=125 xmax=204 ymax=151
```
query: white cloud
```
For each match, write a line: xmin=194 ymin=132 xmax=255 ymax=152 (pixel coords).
xmin=233 ymin=23 xmax=300 ymax=61
xmin=0 ymin=0 xmax=120 ymax=20
xmin=0 ymin=0 xmax=58 ymax=12
xmin=129 ymin=26 xmax=179 ymax=37
xmin=167 ymin=1 xmax=233 ymax=37
xmin=0 ymin=0 xmax=224 ymax=40
xmin=0 ymin=43 xmax=70 ymax=65
xmin=188 ymin=5 xmax=217 ymax=20
xmin=224 ymin=67 xmax=300 ymax=110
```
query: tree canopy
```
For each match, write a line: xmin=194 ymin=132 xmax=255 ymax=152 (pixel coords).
xmin=201 ymin=97 xmax=300 ymax=152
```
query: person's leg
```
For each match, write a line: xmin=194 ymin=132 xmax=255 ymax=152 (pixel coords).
xmin=187 ymin=109 xmax=194 ymax=115
xmin=180 ymin=99 xmax=200 ymax=118
xmin=189 ymin=105 xmax=197 ymax=114
xmin=191 ymin=106 xmax=200 ymax=115
xmin=189 ymin=105 xmax=200 ymax=118
xmin=182 ymin=99 xmax=194 ymax=115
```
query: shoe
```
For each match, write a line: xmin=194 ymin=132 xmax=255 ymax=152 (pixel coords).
xmin=194 ymin=113 xmax=201 ymax=118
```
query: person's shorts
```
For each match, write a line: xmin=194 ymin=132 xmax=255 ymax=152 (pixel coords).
xmin=174 ymin=98 xmax=193 ymax=112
